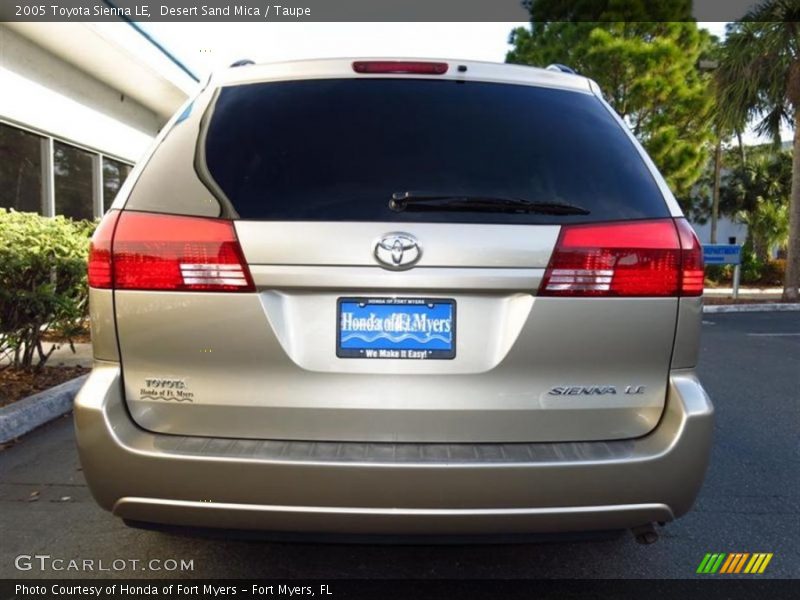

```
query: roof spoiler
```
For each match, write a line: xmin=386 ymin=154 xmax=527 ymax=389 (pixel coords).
xmin=546 ymin=64 xmax=576 ymax=74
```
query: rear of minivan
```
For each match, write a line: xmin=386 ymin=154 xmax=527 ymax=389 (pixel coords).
xmin=75 ymin=59 xmax=713 ymax=541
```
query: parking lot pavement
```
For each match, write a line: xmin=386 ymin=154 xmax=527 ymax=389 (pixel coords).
xmin=0 ymin=312 xmax=797 ymax=580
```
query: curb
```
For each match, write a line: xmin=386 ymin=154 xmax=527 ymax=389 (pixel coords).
xmin=703 ymin=303 xmax=800 ymax=314
xmin=0 ymin=374 xmax=88 ymax=444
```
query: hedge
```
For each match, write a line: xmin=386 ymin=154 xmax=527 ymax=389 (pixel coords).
xmin=0 ymin=209 xmax=95 ymax=371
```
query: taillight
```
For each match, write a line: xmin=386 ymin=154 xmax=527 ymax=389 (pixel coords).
xmin=540 ymin=219 xmax=702 ymax=297
xmin=89 ymin=211 xmax=255 ymax=292
xmin=88 ymin=210 xmax=120 ymax=289
xmin=352 ymin=61 xmax=448 ymax=75
xmin=675 ymin=218 xmax=704 ymax=296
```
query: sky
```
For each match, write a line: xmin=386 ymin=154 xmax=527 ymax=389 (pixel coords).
xmin=141 ymin=21 xmax=789 ymax=144
xmin=141 ymin=22 xmax=528 ymax=74
xmin=142 ymin=21 xmax=730 ymax=79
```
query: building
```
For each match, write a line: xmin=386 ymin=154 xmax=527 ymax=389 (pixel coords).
xmin=691 ymin=215 xmax=748 ymax=246
xmin=0 ymin=22 xmax=197 ymax=221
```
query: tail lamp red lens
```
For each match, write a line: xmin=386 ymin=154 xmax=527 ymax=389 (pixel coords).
xmin=89 ymin=212 xmax=703 ymax=297
xmin=674 ymin=218 xmax=705 ymax=295
xmin=352 ymin=61 xmax=448 ymax=75
xmin=88 ymin=211 xmax=254 ymax=292
xmin=540 ymin=218 xmax=703 ymax=297
xmin=87 ymin=210 xmax=120 ymax=289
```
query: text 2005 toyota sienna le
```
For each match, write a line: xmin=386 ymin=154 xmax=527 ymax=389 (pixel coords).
xmin=75 ymin=58 xmax=713 ymax=543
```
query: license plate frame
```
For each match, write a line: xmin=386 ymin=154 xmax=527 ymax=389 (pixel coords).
xmin=336 ymin=297 xmax=456 ymax=360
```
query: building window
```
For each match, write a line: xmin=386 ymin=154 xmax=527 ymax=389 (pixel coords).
xmin=1 ymin=121 xmax=134 ymax=220
xmin=102 ymin=157 xmax=132 ymax=213
xmin=0 ymin=122 xmax=43 ymax=214
xmin=54 ymin=141 xmax=94 ymax=221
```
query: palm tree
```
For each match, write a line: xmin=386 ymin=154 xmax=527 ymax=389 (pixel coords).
xmin=738 ymin=201 xmax=790 ymax=262
xmin=722 ymin=151 xmax=792 ymax=261
xmin=715 ymin=2 xmax=800 ymax=300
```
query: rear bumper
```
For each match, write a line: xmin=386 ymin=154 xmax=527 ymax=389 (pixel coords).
xmin=74 ymin=363 xmax=713 ymax=535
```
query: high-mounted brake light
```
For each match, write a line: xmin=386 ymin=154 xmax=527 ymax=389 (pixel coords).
xmin=540 ymin=219 xmax=702 ymax=298
xmin=88 ymin=211 xmax=255 ymax=292
xmin=352 ymin=61 xmax=448 ymax=75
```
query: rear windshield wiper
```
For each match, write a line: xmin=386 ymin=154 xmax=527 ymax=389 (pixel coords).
xmin=389 ymin=192 xmax=590 ymax=216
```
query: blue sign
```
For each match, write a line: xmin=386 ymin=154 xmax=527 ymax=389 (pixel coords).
xmin=702 ymin=244 xmax=742 ymax=265
xmin=337 ymin=297 xmax=455 ymax=359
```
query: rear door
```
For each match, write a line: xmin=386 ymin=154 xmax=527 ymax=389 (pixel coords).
xmin=114 ymin=73 xmax=686 ymax=443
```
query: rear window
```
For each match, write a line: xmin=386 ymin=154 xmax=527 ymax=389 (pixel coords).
xmin=203 ymin=79 xmax=669 ymax=224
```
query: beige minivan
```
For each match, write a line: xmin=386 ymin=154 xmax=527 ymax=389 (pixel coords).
xmin=75 ymin=58 xmax=713 ymax=543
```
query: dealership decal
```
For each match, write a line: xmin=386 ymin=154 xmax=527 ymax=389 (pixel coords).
xmin=340 ymin=308 xmax=452 ymax=359
xmin=139 ymin=377 xmax=194 ymax=402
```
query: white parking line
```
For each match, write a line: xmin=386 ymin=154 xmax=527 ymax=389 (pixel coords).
xmin=746 ymin=333 xmax=800 ymax=337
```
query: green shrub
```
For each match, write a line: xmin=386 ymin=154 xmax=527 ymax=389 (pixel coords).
xmin=759 ymin=259 xmax=786 ymax=287
xmin=738 ymin=247 xmax=764 ymax=285
xmin=0 ymin=209 xmax=96 ymax=371
xmin=703 ymin=264 xmax=732 ymax=286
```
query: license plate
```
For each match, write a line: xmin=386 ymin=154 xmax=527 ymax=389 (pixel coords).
xmin=337 ymin=297 xmax=456 ymax=359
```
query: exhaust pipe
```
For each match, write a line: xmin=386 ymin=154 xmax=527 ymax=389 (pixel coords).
xmin=632 ymin=523 xmax=659 ymax=545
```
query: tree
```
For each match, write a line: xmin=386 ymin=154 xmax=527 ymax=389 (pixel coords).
xmin=507 ymin=20 xmax=716 ymax=199
xmin=721 ymin=151 xmax=792 ymax=262
xmin=521 ymin=0 xmax=692 ymax=22
xmin=738 ymin=202 xmax=790 ymax=263
xmin=715 ymin=3 xmax=800 ymax=300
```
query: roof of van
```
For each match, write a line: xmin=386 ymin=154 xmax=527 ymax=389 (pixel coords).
xmin=210 ymin=57 xmax=596 ymax=95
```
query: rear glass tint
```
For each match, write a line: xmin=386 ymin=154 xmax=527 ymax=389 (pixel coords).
xmin=203 ymin=79 xmax=669 ymax=224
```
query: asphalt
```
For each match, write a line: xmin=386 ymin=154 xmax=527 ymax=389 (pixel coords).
xmin=0 ymin=312 xmax=797 ymax=580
